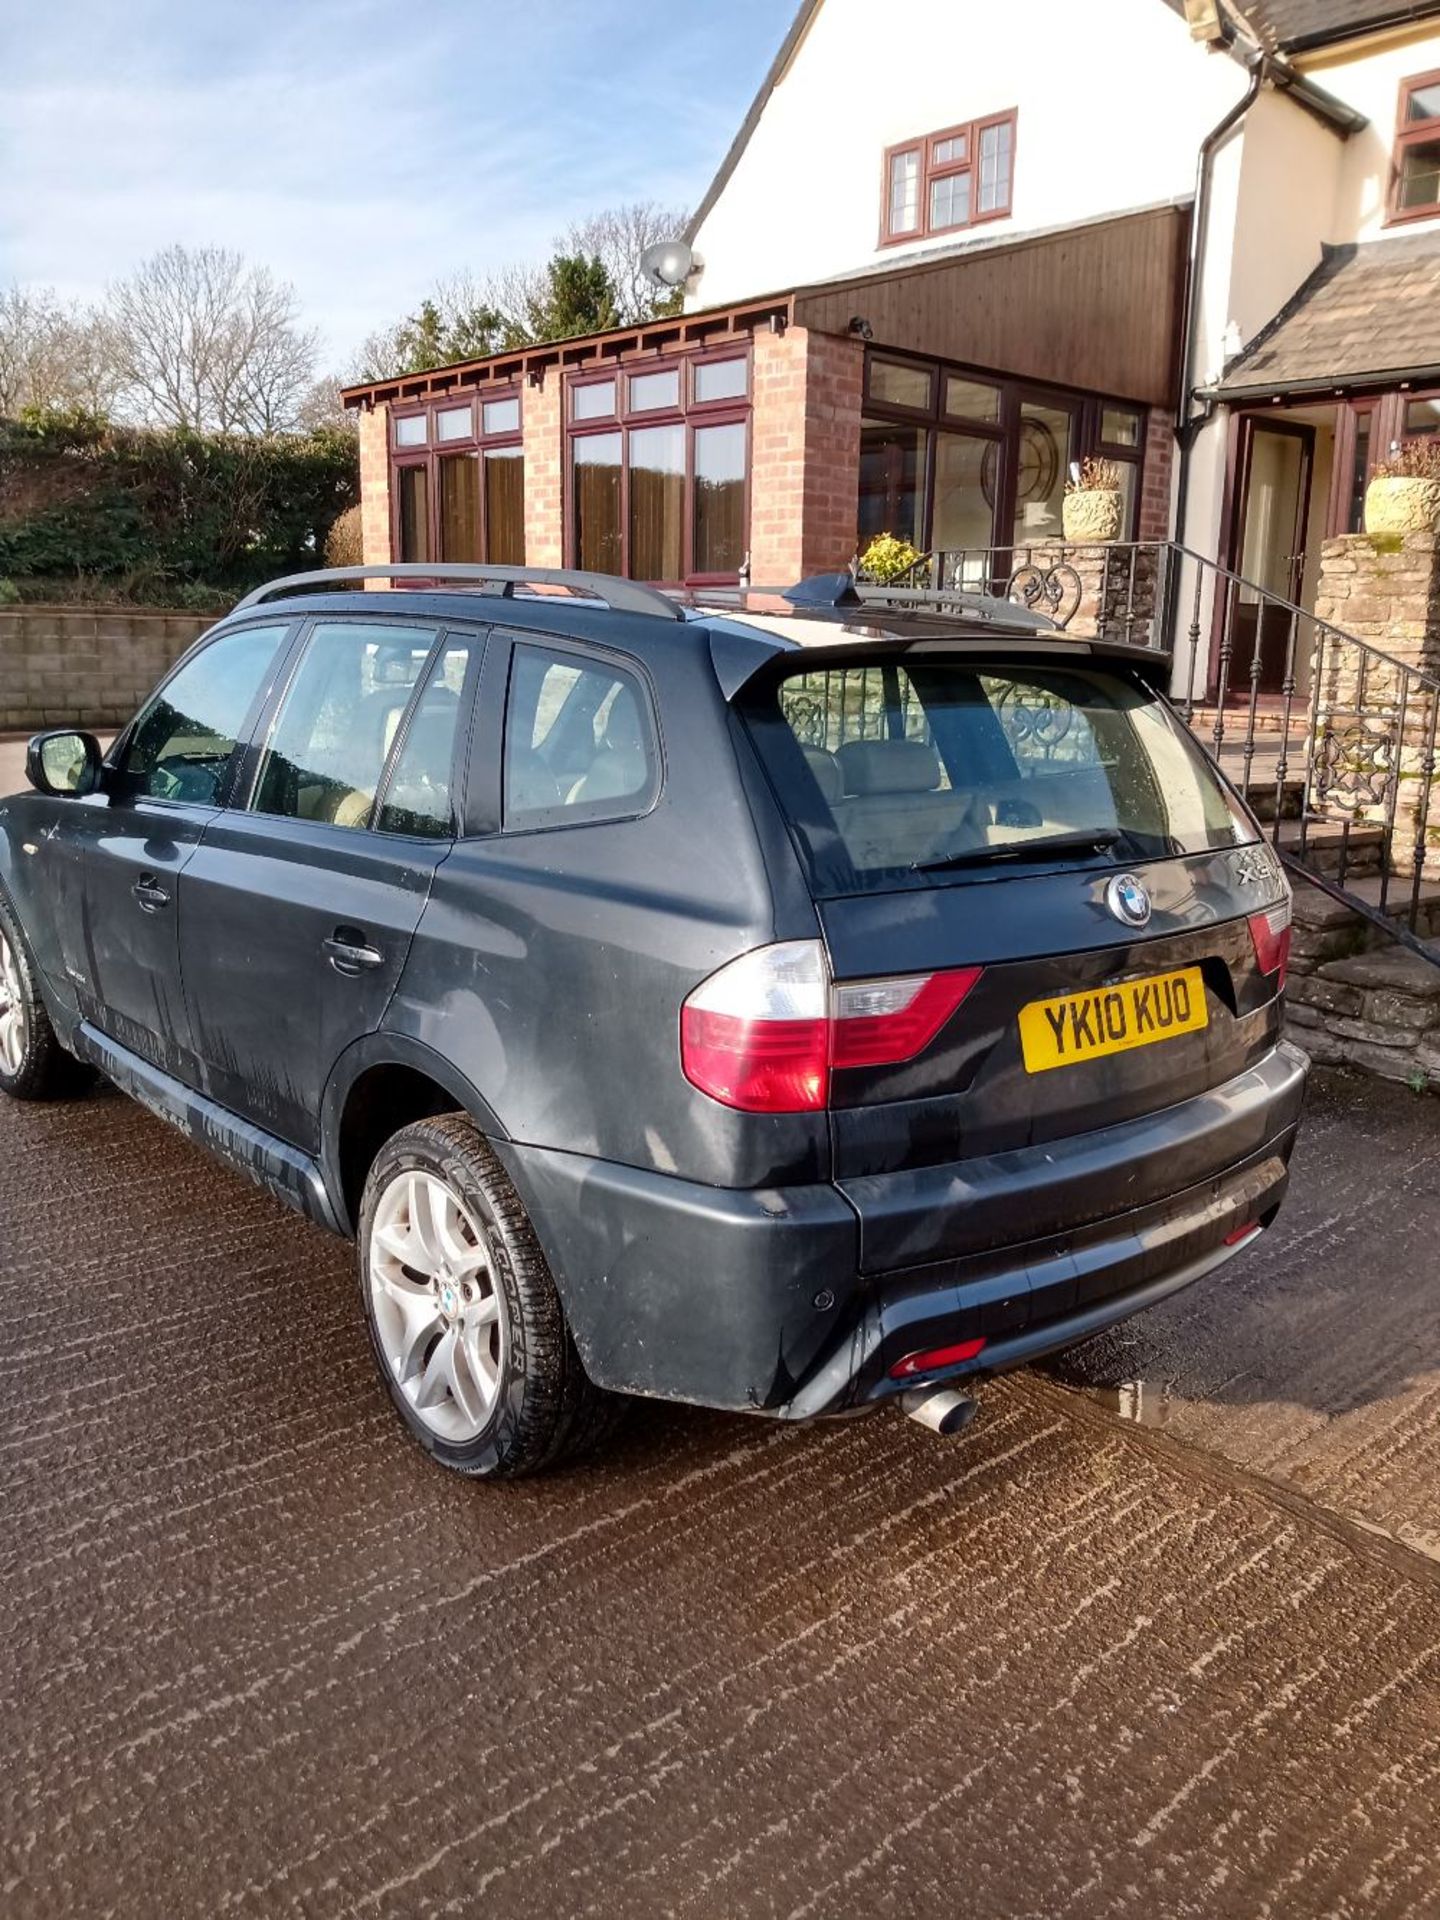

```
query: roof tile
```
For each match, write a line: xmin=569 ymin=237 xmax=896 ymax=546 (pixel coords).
xmin=1218 ymin=231 xmax=1440 ymax=394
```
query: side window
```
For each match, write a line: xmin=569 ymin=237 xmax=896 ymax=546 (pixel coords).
xmin=250 ymin=620 xmax=437 ymax=830
xmin=375 ymin=637 xmax=475 ymax=838
xmin=503 ymin=643 xmax=657 ymax=828
xmin=119 ymin=622 xmax=289 ymax=805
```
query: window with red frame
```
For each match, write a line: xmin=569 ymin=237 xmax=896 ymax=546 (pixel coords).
xmin=883 ymin=111 xmax=1015 ymax=245
xmin=567 ymin=352 xmax=750 ymax=585
xmin=391 ymin=392 xmax=525 ymax=565
xmin=1392 ymin=71 xmax=1440 ymax=220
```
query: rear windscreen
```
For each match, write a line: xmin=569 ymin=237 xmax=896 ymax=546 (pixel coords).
xmin=739 ymin=656 xmax=1256 ymax=896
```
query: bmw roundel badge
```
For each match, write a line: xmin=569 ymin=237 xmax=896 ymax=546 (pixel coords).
xmin=1105 ymin=873 xmax=1153 ymax=929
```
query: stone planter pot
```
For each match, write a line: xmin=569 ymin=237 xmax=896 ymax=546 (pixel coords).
xmin=1062 ymin=488 xmax=1123 ymax=543
xmin=1364 ymin=474 xmax=1440 ymax=538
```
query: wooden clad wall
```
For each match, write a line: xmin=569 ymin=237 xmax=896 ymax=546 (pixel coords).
xmin=793 ymin=204 xmax=1189 ymax=407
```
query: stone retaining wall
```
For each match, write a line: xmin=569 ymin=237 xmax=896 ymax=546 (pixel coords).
xmin=1311 ymin=532 xmax=1440 ymax=881
xmin=0 ymin=605 xmax=221 ymax=731
xmin=1285 ymin=877 xmax=1440 ymax=1092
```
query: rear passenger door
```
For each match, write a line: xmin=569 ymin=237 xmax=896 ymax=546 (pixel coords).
xmin=177 ymin=616 xmax=483 ymax=1149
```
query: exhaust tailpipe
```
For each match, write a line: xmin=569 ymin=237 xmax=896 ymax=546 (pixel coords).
xmin=900 ymin=1386 xmax=979 ymax=1437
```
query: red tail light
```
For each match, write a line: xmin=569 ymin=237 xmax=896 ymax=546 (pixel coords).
xmin=1247 ymin=899 xmax=1292 ymax=990
xmin=680 ymin=942 xmax=983 ymax=1113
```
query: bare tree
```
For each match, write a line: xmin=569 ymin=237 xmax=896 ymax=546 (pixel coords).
xmin=353 ymin=202 xmax=693 ymax=383
xmin=0 ymin=285 xmax=118 ymax=417
xmin=104 ymin=244 xmax=318 ymax=434
xmin=561 ymin=201 xmax=691 ymax=323
xmin=294 ymin=374 xmax=357 ymax=434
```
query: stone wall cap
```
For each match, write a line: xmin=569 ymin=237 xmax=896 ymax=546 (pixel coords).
xmin=0 ymin=603 xmax=226 ymax=620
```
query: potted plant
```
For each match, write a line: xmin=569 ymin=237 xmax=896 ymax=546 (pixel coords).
xmin=857 ymin=532 xmax=929 ymax=586
xmin=1364 ymin=439 xmax=1440 ymax=538
xmin=1062 ymin=456 xmax=1124 ymax=543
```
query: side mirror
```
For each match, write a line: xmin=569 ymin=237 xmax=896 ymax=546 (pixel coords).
xmin=26 ymin=729 xmax=104 ymax=798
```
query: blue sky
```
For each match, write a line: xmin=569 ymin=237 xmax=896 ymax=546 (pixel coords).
xmin=1 ymin=0 xmax=794 ymax=369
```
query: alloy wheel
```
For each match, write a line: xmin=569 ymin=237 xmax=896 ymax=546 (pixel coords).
xmin=0 ymin=930 xmax=26 ymax=1078
xmin=367 ymin=1169 xmax=507 ymax=1442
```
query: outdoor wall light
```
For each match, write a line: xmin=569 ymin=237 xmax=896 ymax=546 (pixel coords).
xmin=848 ymin=316 xmax=874 ymax=341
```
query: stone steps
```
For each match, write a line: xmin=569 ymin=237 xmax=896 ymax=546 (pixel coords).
xmin=1275 ymin=818 xmax=1386 ymax=878
xmin=1188 ymin=706 xmax=1299 ymax=740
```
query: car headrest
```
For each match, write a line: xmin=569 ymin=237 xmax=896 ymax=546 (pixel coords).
xmin=602 ymin=687 xmax=644 ymax=755
xmin=801 ymin=746 xmax=843 ymax=804
xmin=837 ymin=738 xmax=943 ymax=795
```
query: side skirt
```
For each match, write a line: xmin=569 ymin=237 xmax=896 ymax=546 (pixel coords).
xmin=72 ymin=1022 xmax=345 ymax=1237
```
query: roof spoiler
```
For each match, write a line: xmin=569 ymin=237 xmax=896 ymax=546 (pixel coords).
xmin=707 ymin=624 xmax=1174 ymax=702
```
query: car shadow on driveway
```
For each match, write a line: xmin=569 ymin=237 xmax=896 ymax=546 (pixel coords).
xmin=1039 ymin=1067 xmax=1440 ymax=1558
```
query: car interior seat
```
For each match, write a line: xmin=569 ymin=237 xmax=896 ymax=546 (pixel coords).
xmin=567 ymin=687 xmax=649 ymax=807
xmin=830 ymin=738 xmax=985 ymax=868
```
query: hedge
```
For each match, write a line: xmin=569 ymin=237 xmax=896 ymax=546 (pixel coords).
xmin=0 ymin=411 xmax=359 ymax=599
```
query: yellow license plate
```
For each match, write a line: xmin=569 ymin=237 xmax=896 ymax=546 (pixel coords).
xmin=1018 ymin=966 xmax=1208 ymax=1074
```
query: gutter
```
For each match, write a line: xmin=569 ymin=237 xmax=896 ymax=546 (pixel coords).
xmin=1278 ymin=4 xmax=1440 ymax=58
xmin=1211 ymin=359 xmax=1440 ymax=404
xmin=1172 ymin=60 xmax=1264 ymax=549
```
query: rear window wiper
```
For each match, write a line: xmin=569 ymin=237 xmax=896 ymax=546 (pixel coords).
xmin=914 ymin=828 xmax=1123 ymax=874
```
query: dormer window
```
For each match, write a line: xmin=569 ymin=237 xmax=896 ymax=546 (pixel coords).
xmin=1391 ymin=71 xmax=1440 ymax=221
xmin=882 ymin=111 xmax=1016 ymax=246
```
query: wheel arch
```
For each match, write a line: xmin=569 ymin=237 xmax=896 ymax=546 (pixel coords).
xmin=322 ymin=1032 xmax=509 ymax=1236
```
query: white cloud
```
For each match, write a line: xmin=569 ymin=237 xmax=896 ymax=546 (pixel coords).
xmin=0 ymin=0 xmax=791 ymax=368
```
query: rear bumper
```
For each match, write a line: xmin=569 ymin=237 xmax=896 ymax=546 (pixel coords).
xmin=497 ymin=1041 xmax=1308 ymax=1417
xmin=781 ymin=1139 xmax=1291 ymax=1418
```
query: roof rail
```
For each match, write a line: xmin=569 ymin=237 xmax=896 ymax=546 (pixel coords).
xmin=230 ymin=564 xmax=686 ymax=622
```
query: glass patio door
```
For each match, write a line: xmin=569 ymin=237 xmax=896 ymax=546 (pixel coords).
xmin=1010 ymin=396 xmax=1076 ymax=548
xmin=1230 ymin=419 xmax=1313 ymax=697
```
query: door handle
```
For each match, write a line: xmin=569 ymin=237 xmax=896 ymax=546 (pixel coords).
xmin=323 ymin=930 xmax=385 ymax=975
xmin=133 ymin=875 xmax=171 ymax=912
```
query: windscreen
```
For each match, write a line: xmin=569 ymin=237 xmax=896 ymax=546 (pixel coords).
xmin=740 ymin=655 xmax=1256 ymax=897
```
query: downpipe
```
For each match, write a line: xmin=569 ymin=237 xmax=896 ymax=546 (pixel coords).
xmin=900 ymin=1386 xmax=980 ymax=1438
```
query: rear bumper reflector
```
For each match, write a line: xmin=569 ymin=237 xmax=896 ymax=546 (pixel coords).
xmin=889 ymin=1336 xmax=988 ymax=1380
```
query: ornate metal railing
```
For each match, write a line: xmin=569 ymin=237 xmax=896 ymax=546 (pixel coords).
xmin=860 ymin=538 xmax=1440 ymax=960
xmin=860 ymin=542 xmax=1178 ymax=648
xmin=1171 ymin=542 xmax=1440 ymax=958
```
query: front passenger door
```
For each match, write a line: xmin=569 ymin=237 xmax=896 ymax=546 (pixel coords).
xmin=71 ymin=619 xmax=293 ymax=1079
xmin=178 ymin=617 xmax=482 ymax=1149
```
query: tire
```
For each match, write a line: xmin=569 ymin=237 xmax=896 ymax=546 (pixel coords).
xmin=358 ymin=1112 xmax=624 ymax=1478
xmin=0 ymin=892 xmax=87 ymax=1101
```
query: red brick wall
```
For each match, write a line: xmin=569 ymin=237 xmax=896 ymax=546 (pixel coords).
xmin=358 ymin=405 xmax=392 ymax=567
xmin=1138 ymin=407 xmax=1175 ymax=544
xmin=750 ymin=325 xmax=864 ymax=584
xmin=355 ymin=331 xmax=865 ymax=588
xmin=523 ymin=375 xmax=563 ymax=566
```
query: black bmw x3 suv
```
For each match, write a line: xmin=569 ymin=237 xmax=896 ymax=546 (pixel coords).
xmin=0 ymin=563 xmax=1307 ymax=1476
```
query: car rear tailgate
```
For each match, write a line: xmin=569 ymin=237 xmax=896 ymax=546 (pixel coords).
xmin=819 ymin=845 xmax=1289 ymax=1180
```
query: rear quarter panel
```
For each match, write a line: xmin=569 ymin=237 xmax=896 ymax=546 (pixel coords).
xmin=383 ymin=638 xmax=829 ymax=1188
